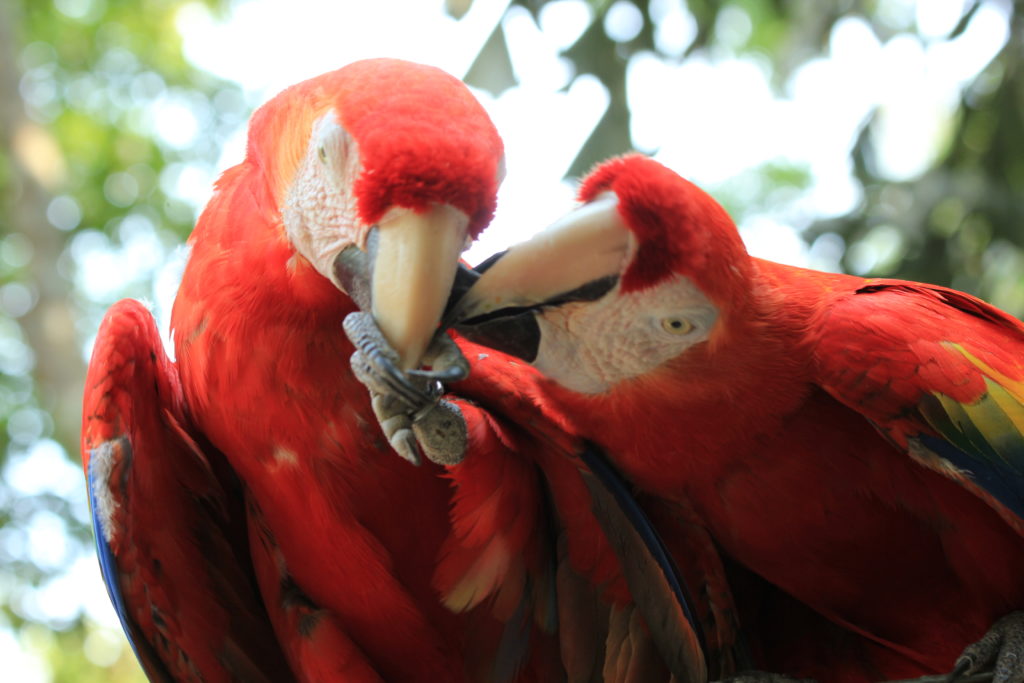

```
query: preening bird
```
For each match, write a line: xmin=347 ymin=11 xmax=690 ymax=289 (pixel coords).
xmin=167 ymin=57 xmax=572 ymax=681
xmin=453 ymin=153 xmax=1024 ymax=683
xmin=85 ymin=59 xmax=583 ymax=681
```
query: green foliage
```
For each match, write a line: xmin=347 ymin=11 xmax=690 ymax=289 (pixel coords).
xmin=464 ymin=0 xmax=1024 ymax=314
xmin=808 ymin=5 xmax=1024 ymax=314
xmin=1 ymin=0 xmax=238 ymax=678
xmin=713 ymin=160 xmax=813 ymax=224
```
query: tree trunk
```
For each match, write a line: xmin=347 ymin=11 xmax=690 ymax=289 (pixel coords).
xmin=0 ymin=4 xmax=86 ymax=457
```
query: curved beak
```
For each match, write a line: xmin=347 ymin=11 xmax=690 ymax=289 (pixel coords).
xmin=349 ymin=203 xmax=471 ymax=371
xmin=449 ymin=195 xmax=631 ymax=360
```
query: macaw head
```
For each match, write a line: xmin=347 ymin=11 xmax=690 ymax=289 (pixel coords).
xmin=250 ymin=58 xmax=503 ymax=370
xmin=451 ymin=154 xmax=754 ymax=395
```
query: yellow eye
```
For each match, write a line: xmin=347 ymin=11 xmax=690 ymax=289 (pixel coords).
xmin=318 ymin=146 xmax=328 ymax=163
xmin=660 ymin=317 xmax=693 ymax=335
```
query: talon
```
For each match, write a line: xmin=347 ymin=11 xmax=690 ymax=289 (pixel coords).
xmin=345 ymin=312 xmax=433 ymax=409
xmin=391 ymin=428 xmax=422 ymax=466
xmin=408 ymin=365 xmax=468 ymax=383
xmin=369 ymin=394 xmax=422 ymax=465
xmin=367 ymin=347 xmax=431 ymax=407
xmin=345 ymin=311 xmax=469 ymax=466
xmin=948 ymin=657 xmax=973 ymax=683
xmin=415 ymin=331 xmax=470 ymax=383
xmin=351 ymin=350 xmax=423 ymax=410
xmin=949 ymin=612 xmax=1024 ymax=683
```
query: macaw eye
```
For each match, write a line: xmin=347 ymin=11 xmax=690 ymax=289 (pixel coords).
xmin=660 ymin=316 xmax=693 ymax=335
xmin=318 ymin=146 xmax=328 ymax=163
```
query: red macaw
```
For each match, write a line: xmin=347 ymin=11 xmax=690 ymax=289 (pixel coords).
xmin=81 ymin=299 xmax=294 ymax=682
xmin=453 ymin=154 xmax=1024 ymax=683
xmin=163 ymin=58 xmax=581 ymax=681
xmin=80 ymin=298 xmax=575 ymax=681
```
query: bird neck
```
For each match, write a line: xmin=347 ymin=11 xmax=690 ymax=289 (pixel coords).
xmin=535 ymin=270 xmax=821 ymax=498
xmin=175 ymin=159 xmax=355 ymax=335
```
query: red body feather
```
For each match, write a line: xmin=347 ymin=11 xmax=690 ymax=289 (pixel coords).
xmin=169 ymin=61 xmax=564 ymax=681
xmin=444 ymin=340 xmax=727 ymax=681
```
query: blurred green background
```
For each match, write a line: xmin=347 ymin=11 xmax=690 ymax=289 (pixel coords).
xmin=1 ymin=0 xmax=1021 ymax=679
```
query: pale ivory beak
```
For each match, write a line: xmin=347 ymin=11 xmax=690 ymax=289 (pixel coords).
xmin=371 ymin=203 xmax=469 ymax=370
xmin=451 ymin=195 xmax=631 ymax=322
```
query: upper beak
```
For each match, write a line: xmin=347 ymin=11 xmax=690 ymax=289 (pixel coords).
xmin=341 ymin=203 xmax=470 ymax=371
xmin=449 ymin=195 xmax=631 ymax=360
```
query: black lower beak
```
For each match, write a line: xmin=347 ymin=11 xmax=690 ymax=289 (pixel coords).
xmin=443 ymin=263 xmax=481 ymax=321
xmin=455 ymin=312 xmax=541 ymax=363
xmin=450 ymin=258 xmax=619 ymax=364
xmin=446 ymin=256 xmax=541 ymax=362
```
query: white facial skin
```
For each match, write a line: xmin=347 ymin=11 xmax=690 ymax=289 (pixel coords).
xmin=534 ymin=274 xmax=719 ymax=394
xmin=279 ymin=110 xmax=474 ymax=368
xmin=282 ymin=111 xmax=363 ymax=288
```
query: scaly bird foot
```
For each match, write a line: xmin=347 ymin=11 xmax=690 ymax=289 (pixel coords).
xmin=949 ymin=612 xmax=1024 ymax=683
xmin=345 ymin=311 xmax=435 ymax=410
xmin=344 ymin=312 xmax=468 ymax=466
xmin=717 ymin=672 xmax=814 ymax=683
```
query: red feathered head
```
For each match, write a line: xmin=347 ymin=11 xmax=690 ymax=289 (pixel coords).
xmin=578 ymin=154 xmax=751 ymax=308
xmin=246 ymin=58 xmax=503 ymax=241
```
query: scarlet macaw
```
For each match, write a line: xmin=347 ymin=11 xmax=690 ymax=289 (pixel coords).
xmin=161 ymin=58 xmax=581 ymax=681
xmin=155 ymin=57 xmax=712 ymax=682
xmin=453 ymin=154 xmax=1024 ymax=683
xmin=81 ymin=299 xmax=294 ymax=682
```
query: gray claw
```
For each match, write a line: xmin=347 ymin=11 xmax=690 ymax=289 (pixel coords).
xmin=345 ymin=311 xmax=469 ymax=466
xmin=344 ymin=312 xmax=433 ymax=409
xmin=370 ymin=393 xmax=422 ymax=466
xmin=953 ymin=612 xmax=1024 ymax=683
xmin=410 ymin=332 xmax=470 ymax=383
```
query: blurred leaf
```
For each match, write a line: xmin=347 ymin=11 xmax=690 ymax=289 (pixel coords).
xmin=1 ymin=0 xmax=235 ymax=679
xmin=446 ymin=0 xmax=475 ymax=19
xmin=464 ymin=22 xmax=518 ymax=96
xmin=947 ymin=0 xmax=981 ymax=40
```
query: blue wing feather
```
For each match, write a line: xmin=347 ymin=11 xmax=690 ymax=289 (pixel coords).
xmin=86 ymin=439 xmax=173 ymax=682
xmin=917 ymin=432 xmax=1024 ymax=521
xmin=579 ymin=441 xmax=708 ymax=668
xmin=80 ymin=299 xmax=293 ymax=682
xmin=87 ymin=447 xmax=135 ymax=650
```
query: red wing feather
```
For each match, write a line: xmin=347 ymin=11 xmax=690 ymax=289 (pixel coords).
xmin=814 ymin=282 xmax=1024 ymax=530
xmin=82 ymin=299 xmax=293 ymax=682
